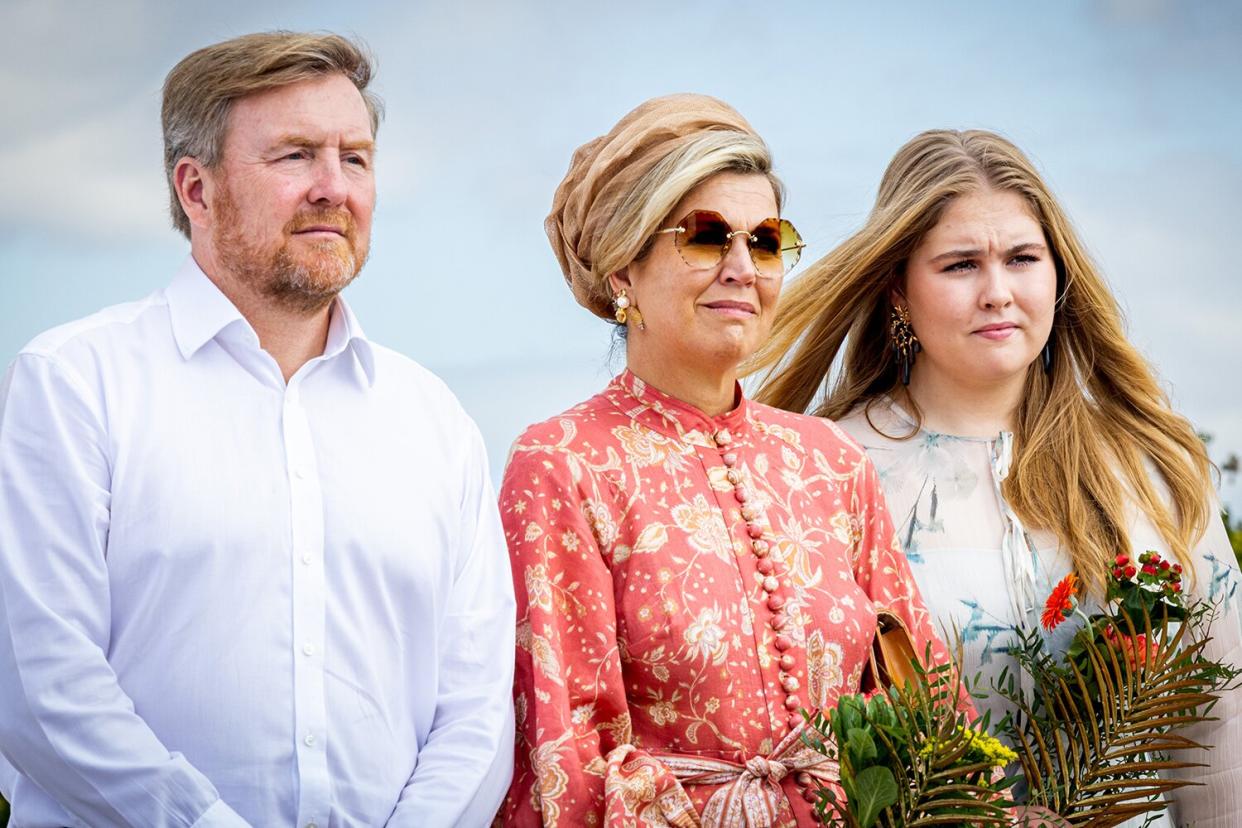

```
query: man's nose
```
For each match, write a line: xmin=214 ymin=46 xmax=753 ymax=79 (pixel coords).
xmin=307 ymin=155 xmax=348 ymax=205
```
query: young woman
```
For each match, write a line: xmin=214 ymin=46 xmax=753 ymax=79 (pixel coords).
xmin=752 ymin=128 xmax=1242 ymax=827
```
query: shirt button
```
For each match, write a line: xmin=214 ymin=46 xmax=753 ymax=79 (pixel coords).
xmin=714 ymin=429 xmax=732 ymax=446
xmin=301 ymin=552 xmax=313 ymax=565
xmin=302 ymin=643 xmax=315 ymax=656
xmin=294 ymin=467 xmax=307 ymax=480
xmin=307 ymin=823 xmax=318 ymax=828
xmin=304 ymin=733 xmax=316 ymax=746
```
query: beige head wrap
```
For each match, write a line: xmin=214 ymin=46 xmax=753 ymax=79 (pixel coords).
xmin=546 ymin=93 xmax=760 ymax=319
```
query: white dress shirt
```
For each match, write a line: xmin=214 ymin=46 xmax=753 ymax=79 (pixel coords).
xmin=0 ymin=258 xmax=516 ymax=827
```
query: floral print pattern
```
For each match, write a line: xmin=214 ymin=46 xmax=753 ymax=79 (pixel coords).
xmin=498 ymin=372 xmax=950 ymax=826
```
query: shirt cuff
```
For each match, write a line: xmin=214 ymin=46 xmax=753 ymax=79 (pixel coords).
xmin=189 ymin=799 xmax=252 ymax=828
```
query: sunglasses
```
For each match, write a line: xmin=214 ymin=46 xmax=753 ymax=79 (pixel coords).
xmin=653 ymin=210 xmax=805 ymax=278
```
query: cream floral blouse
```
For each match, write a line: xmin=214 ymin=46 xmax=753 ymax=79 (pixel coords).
xmin=838 ymin=397 xmax=1242 ymax=828
xmin=497 ymin=371 xmax=953 ymax=827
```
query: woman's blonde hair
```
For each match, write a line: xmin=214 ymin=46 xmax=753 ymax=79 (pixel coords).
xmin=750 ymin=129 xmax=1213 ymax=594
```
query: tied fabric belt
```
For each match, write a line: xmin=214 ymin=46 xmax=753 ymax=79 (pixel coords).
xmin=602 ymin=725 xmax=840 ymax=827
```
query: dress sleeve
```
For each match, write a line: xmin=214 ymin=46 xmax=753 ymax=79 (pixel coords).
xmin=847 ymin=452 xmax=963 ymax=702
xmin=0 ymin=354 xmax=249 ymax=827
xmin=497 ymin=442 xmax=633 ymax=827
xmin=1166 ymin=505 xmax=1242 ymax=828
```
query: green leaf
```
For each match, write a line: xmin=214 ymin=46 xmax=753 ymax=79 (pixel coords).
xmin=846 ymin=726 xmax=879 ymax=765
xmin=851 ymin=765 xmax=899 ymax=827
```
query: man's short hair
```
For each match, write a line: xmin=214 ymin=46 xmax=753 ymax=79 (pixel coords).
xmin=161 ymin=31 xmax=384 ymax=239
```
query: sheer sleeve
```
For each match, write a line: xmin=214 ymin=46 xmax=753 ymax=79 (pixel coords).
xmin=497 ymin=442 xmax=633 ymax=826
xmin=847 ymin=452 xmax=969 ymax=710
xmin=1166 ymin=505 xmax=1242 ymax=828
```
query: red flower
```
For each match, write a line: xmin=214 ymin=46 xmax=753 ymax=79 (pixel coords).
xmin=1103 ymin=625 xmax=1155 ymax=669
xmin=1124 ymin=565 xmax=1137 ymax=579
xmin=1172 ymin=563 xmax=1183 ymax=575
xmin=1042 ymin=573 xmax=1079 ymax=631
xmin=1159 ymin=560 xmax=1170 ymax=571
xmin=1115 ymin=554 xmax=1130 ymax=567
xmin=1142 ymin=564 xmax=1157 ymax=575
xmin=1172 ymin=583 xmax=1183 ymax=593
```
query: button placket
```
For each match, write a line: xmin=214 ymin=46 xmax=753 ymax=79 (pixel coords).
xmin=717 ymin=440 xmax=805 ymax=742
xmin=282 ymin=383 xmax=331 ymax=827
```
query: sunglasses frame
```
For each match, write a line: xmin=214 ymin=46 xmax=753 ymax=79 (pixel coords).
xmin=654 ymin=209 xmax=806 ymax=277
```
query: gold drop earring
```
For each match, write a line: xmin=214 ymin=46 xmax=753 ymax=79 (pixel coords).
xmin=613 ymin=289 xmax=645 ymax=331
xmin=889 ymin=304 xmax=920 ymax=386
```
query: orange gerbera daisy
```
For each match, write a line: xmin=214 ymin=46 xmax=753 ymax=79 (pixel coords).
xmin=1041 ymin=573 xmax=1079 ymax=631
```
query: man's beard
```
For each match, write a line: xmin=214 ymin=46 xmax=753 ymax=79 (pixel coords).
xmin=213 ymin=182 xmax=369 ymax=315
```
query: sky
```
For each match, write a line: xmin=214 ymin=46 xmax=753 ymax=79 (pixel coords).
xmin=2 ymin=0 xmax=1240 ymax=512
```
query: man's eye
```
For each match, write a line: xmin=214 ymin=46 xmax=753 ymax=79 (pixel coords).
xmin=283 ymin=150 xmax=309 ymax=161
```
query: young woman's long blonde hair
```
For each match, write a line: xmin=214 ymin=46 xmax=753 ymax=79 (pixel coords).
xmin=750 ymin=129 xmax=1213 ymax=594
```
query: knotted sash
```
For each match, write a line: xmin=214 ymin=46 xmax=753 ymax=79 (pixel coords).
xmin=602 ymin=723 xmax=840 ymax=827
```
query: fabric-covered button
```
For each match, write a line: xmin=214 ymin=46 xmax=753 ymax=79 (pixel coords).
xmin=762 ymin=576 xmax=779 ymax=593
xmin=788 ymin=713 xmax=803 ymax=730
xmin=784 ymin=695 xmax=802 ymax=711
xmin=735 ymin=487 xmax=750 ymax=504
xmin=715 ymin=429 xmax=732 ymax=446
xmin=741 ymin=505 xmax=758 ymax=521
xmin=767 ymin=594 xmax=786 ymax=612
xmin=752 ymin=539 xmax=769 ymax=556
xmin=774 ymin=634 xmax=792 ymax=651
xmin=726 ymin=469 xmax=742 ymax=485
xmin=780 ymin=653 xmax=796 ymax=670
xmin=756 ymin=558 xmax=774 ymax=575
xmin=769 ymin=614 xmax=787 ymax=631
xmin=747 ymin=524 xmax=764 ymax=539
xmin=722 ymin=452 xmax=738 ymax=467
xmin=781 ymin=674 xmax=800 ymax=692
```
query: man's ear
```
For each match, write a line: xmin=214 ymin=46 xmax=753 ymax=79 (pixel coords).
xmin=174 ymin=156 xmax=215 ymax=232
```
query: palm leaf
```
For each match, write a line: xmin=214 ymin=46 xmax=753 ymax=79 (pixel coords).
xmin=808 ymin=646 xmax=1013 ymax=828
xmin=999 ymin=603 xmax=1238 ymax=828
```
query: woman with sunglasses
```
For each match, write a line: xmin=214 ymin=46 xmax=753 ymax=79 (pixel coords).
xmin=750 ymin=129 xmax=1242 ymax=827
xmin=497 ymin=95 xmax=959 ymax=826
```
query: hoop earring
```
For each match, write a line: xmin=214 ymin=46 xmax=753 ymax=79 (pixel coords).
xmin=1041 ymin=334 xmax=1053 ymax=374
xmin=889 ymin=304 xmax=921 ymax=386
xmin=613 ymin=289 xmax=645 ymax=331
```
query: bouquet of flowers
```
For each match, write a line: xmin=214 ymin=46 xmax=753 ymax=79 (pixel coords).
xmin=996 ymin=550 xmax=1240 ymax=827
xmin=802 ymin=549 xmax=1238 ymax=827
xmin=802 ymin=652 xmax=1017 ymax=827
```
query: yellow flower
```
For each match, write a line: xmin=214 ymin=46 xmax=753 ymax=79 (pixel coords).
xmin=920 ymin=726 xmax=1017 ymax=768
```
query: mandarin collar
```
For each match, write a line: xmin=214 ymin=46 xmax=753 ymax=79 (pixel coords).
xmin=609 ymin=369 xmax=752 ymax=448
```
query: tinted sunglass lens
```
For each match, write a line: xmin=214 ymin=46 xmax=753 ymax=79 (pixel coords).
xmin=678 ymin=211 xmax=731 ymax=268
xmin=749 ymin=220 xmax=784 ymax=277
xmin=780 ymin=219 xmax=804 ymax=272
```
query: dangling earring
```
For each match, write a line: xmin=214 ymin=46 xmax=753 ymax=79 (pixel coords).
xmin=613 ymin=290 xmax=630 ymax=324
xmin=889 ymin=304 xmax=921 ymax=386
xmin=1041 ymin=334 xmax=1053 ymax=374
xmin=613 ymin=289 xmax=645 ymax=331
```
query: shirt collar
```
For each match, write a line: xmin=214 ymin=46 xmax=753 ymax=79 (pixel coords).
xmin=608 ymin=368 xmax=752 ymax=448
xmin=165 ymin=256 xmax=377 ymax=387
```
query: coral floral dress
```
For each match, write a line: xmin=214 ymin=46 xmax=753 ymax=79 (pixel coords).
xmin=497 ymin=371 xmax=953 ymax=827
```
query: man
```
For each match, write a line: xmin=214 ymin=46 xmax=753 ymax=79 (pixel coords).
xmin=0 ymin=32 xmax=515 ymax=827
